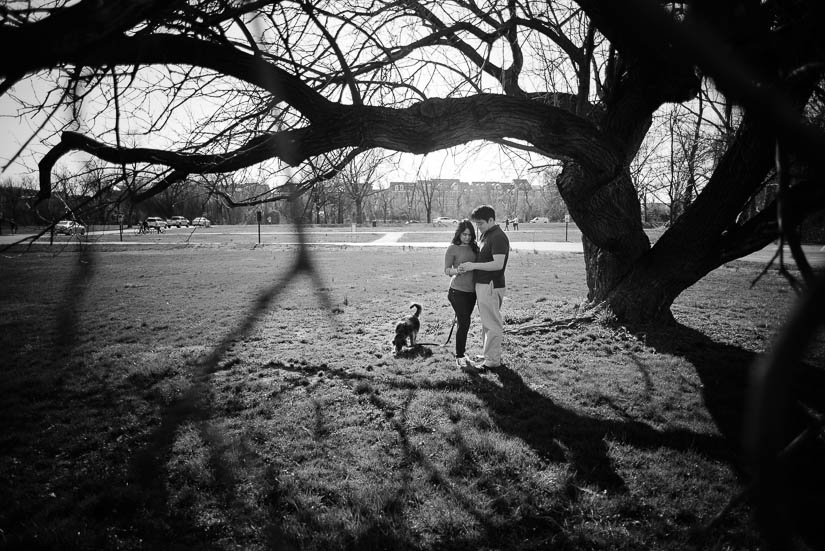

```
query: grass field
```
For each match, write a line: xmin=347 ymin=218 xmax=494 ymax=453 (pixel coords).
xmin=0 ymin=234 xmax=822 ymax=550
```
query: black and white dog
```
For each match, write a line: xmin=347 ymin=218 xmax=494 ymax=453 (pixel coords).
xmin=393 ymin=303 xmax=422 ymax=354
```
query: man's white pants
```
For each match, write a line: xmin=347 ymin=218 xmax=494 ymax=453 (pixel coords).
xmin=475 ymin=281 xmax=505 ymax=365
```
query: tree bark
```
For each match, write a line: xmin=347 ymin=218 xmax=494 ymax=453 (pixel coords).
xmin=560 ymin=166 xmax=650 ymax=302
xmin=556 ymin=9 xmax=821 ymax=324
xmin=604 ymin=77 xmax=816 ymax=323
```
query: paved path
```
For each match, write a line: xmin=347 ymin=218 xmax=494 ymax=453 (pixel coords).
xmin=369 ymin=232 xmax=405 ymax=244
xmin=2 ymin=229 xmax=823 ymax=267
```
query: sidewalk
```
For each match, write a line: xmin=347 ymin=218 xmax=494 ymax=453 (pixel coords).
xmin=1 ymin=230 xmax=823 ymax=267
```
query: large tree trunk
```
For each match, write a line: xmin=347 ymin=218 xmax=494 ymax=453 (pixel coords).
xmin=555 ymin=62 xmax=660 ymax=310
xmin=593 ymin=98 xmax=812 ymax=323
xmin=558 ymin=37 xmax=818 ymax=324
xmin=572 ymin=169 xmax=650 ymax=301
xmin=604 ymin=114 xmax=772 ymax=322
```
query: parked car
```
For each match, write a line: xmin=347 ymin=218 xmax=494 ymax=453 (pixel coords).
xmin=54 ymin=220 xmax=86 ymax=235
xmin=168 ymin=216 xmax=190 ymax=227
xmin=433 ymin=217 xmax=458 ymax=226
xmin=144 ymin=217 xmax=168 ymax=231
xmin=530 ymin=217 xmax=549 ymax=223
xmin=192 ymin=217 xmax=211 ymax=227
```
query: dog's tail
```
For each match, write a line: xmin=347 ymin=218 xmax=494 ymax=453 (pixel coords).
xmin=409 ymin=302 xmax=422 ymax=318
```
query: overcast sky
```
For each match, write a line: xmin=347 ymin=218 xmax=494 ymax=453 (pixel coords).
xmin=1 ymin=86 xmax=46 ymax=179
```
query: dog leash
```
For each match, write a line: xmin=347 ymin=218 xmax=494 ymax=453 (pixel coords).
xmin=414 ymin=316 xmax=458 ymax=348
xmin=443 ymin=314 xmax=457 ymax=345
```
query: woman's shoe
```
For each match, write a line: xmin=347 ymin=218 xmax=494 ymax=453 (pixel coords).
xmin=460 ymin=356 xmax=479 ymax=374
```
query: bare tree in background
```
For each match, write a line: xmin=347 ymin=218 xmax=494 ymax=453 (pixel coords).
xmin=0 ymin=177 xmax=30 ymax=228
xmin=432 ymin=181 xmax=451 ymax=219
xmin=335 ymin=150 xmax=384 ymax=225
xmin=417 ymin=178 xmax=442 ymax=224
xmin=400 ymin=182 xmax=419 ymax=223
xmin=375 ymin=188 xmax=392 ymax=223
xmin=538 ymin=168 xmax=566 ymax=222
xmin=660 ymin=94 xmax=709 ymax=224
xmin=516 ymin=179 xmax=533 ymax=222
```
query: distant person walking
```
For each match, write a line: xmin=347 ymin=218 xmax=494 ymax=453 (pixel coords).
xmin=459 ymin=205 xmax=509 ymax=369
xmin=444 ymin=220 xmax=479 ymax=370
xmin=504 ymin=218 xmax=510 ymax=231
xmin=512 ymin=217 xmax=518 ymax=231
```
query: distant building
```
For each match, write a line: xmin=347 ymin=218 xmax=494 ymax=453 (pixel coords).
xmin=389 ymin=181 xmax=416 ymax=192
xmin=380 ymin=176 xmax=548 ymax=222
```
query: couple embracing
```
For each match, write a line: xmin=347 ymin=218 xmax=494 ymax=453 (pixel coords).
xmin=443 ymin=205 xmax=509 ymax=372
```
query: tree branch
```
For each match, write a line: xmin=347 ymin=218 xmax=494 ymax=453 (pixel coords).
xmin=0 ymin=0 xmax=171 ymax=86
xmin=4 ymin=32 xmax=334 ymax=120
xmin=715 ymin=171 xmax=825 ymax=265
xmin=37 ymin=93 xmax=622 ymax=200
xmin=301 ymin=2 xmax=363 ymax=106
xmin=575 ymin=0 xmax=825 ymax=171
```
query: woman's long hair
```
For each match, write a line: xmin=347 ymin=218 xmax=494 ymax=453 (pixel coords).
xmin=451 ymin=219 xmax=479 ymax=254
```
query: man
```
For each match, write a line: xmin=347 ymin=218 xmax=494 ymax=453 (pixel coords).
xmin=459 ymin=205 xmax=509 ymax=369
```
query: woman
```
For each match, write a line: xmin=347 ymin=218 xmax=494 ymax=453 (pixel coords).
xmin=444 ymin=220 xmax=479 ymax=369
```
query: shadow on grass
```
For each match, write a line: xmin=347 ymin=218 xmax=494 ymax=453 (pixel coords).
xmin=258 ymin=376 xmax=572 ymax=550
xmin=264 ymin=356 xmax=744 ymax=548
xmin=465 ymin=363 xmax=734 ymax=494
xmin=0 ymin=245 xmax=233 ymax=550
xmin=122 ymin=248 xmax=335 ymax=550
xmin=55 ymin=241 xmax=96 ymax=349
xmin=641 ymin=320 xmax=825 ymax=550
xmin=100 ymin=317 xmax=824 ymax=550
xmin=640 ymin=322 xmax=755 ymax=455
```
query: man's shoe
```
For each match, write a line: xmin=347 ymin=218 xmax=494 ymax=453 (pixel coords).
xmin=481 ymin=361 xmax=501 ymax=370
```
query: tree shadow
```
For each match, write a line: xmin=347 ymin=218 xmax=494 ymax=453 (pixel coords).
xmin=641 ymin=320 xmax=825 ymax=461
xmin=639 ymin=320 xmax=825 ymax=548
xmin=464 ymin=363 xmax=734 ymax=494
xmin=258 ymin=380 xmax=572 ymax=550
xmin=640 ymin=321 xmax=756 ymax=455
xmin=122 ymin=250 xmax=337 ymax=547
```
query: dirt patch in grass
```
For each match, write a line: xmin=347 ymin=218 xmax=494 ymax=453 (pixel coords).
xmin=0 ymin=244 xmax=822 ymax=550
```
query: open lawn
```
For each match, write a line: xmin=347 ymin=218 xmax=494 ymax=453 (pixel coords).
xmin=0 ymin=239 xmax=823 ymax=550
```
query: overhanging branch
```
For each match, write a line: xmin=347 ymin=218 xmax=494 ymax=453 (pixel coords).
xmin=38 ymin=94 xmax=622 ymax=200
xmin=2 ymin=30 xmax=335 ymax=121
xmin=37 ymin=129 xmax=307 ymax=200
xmin=717 ymin=175 xmax=825 ymax=264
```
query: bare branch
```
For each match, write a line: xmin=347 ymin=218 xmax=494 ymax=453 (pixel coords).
xmin=37 ymin=94 xmax=621 ymax=200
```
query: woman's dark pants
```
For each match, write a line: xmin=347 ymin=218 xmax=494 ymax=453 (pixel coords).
xmin=448 ymin=288 xmax=476 ymax=358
